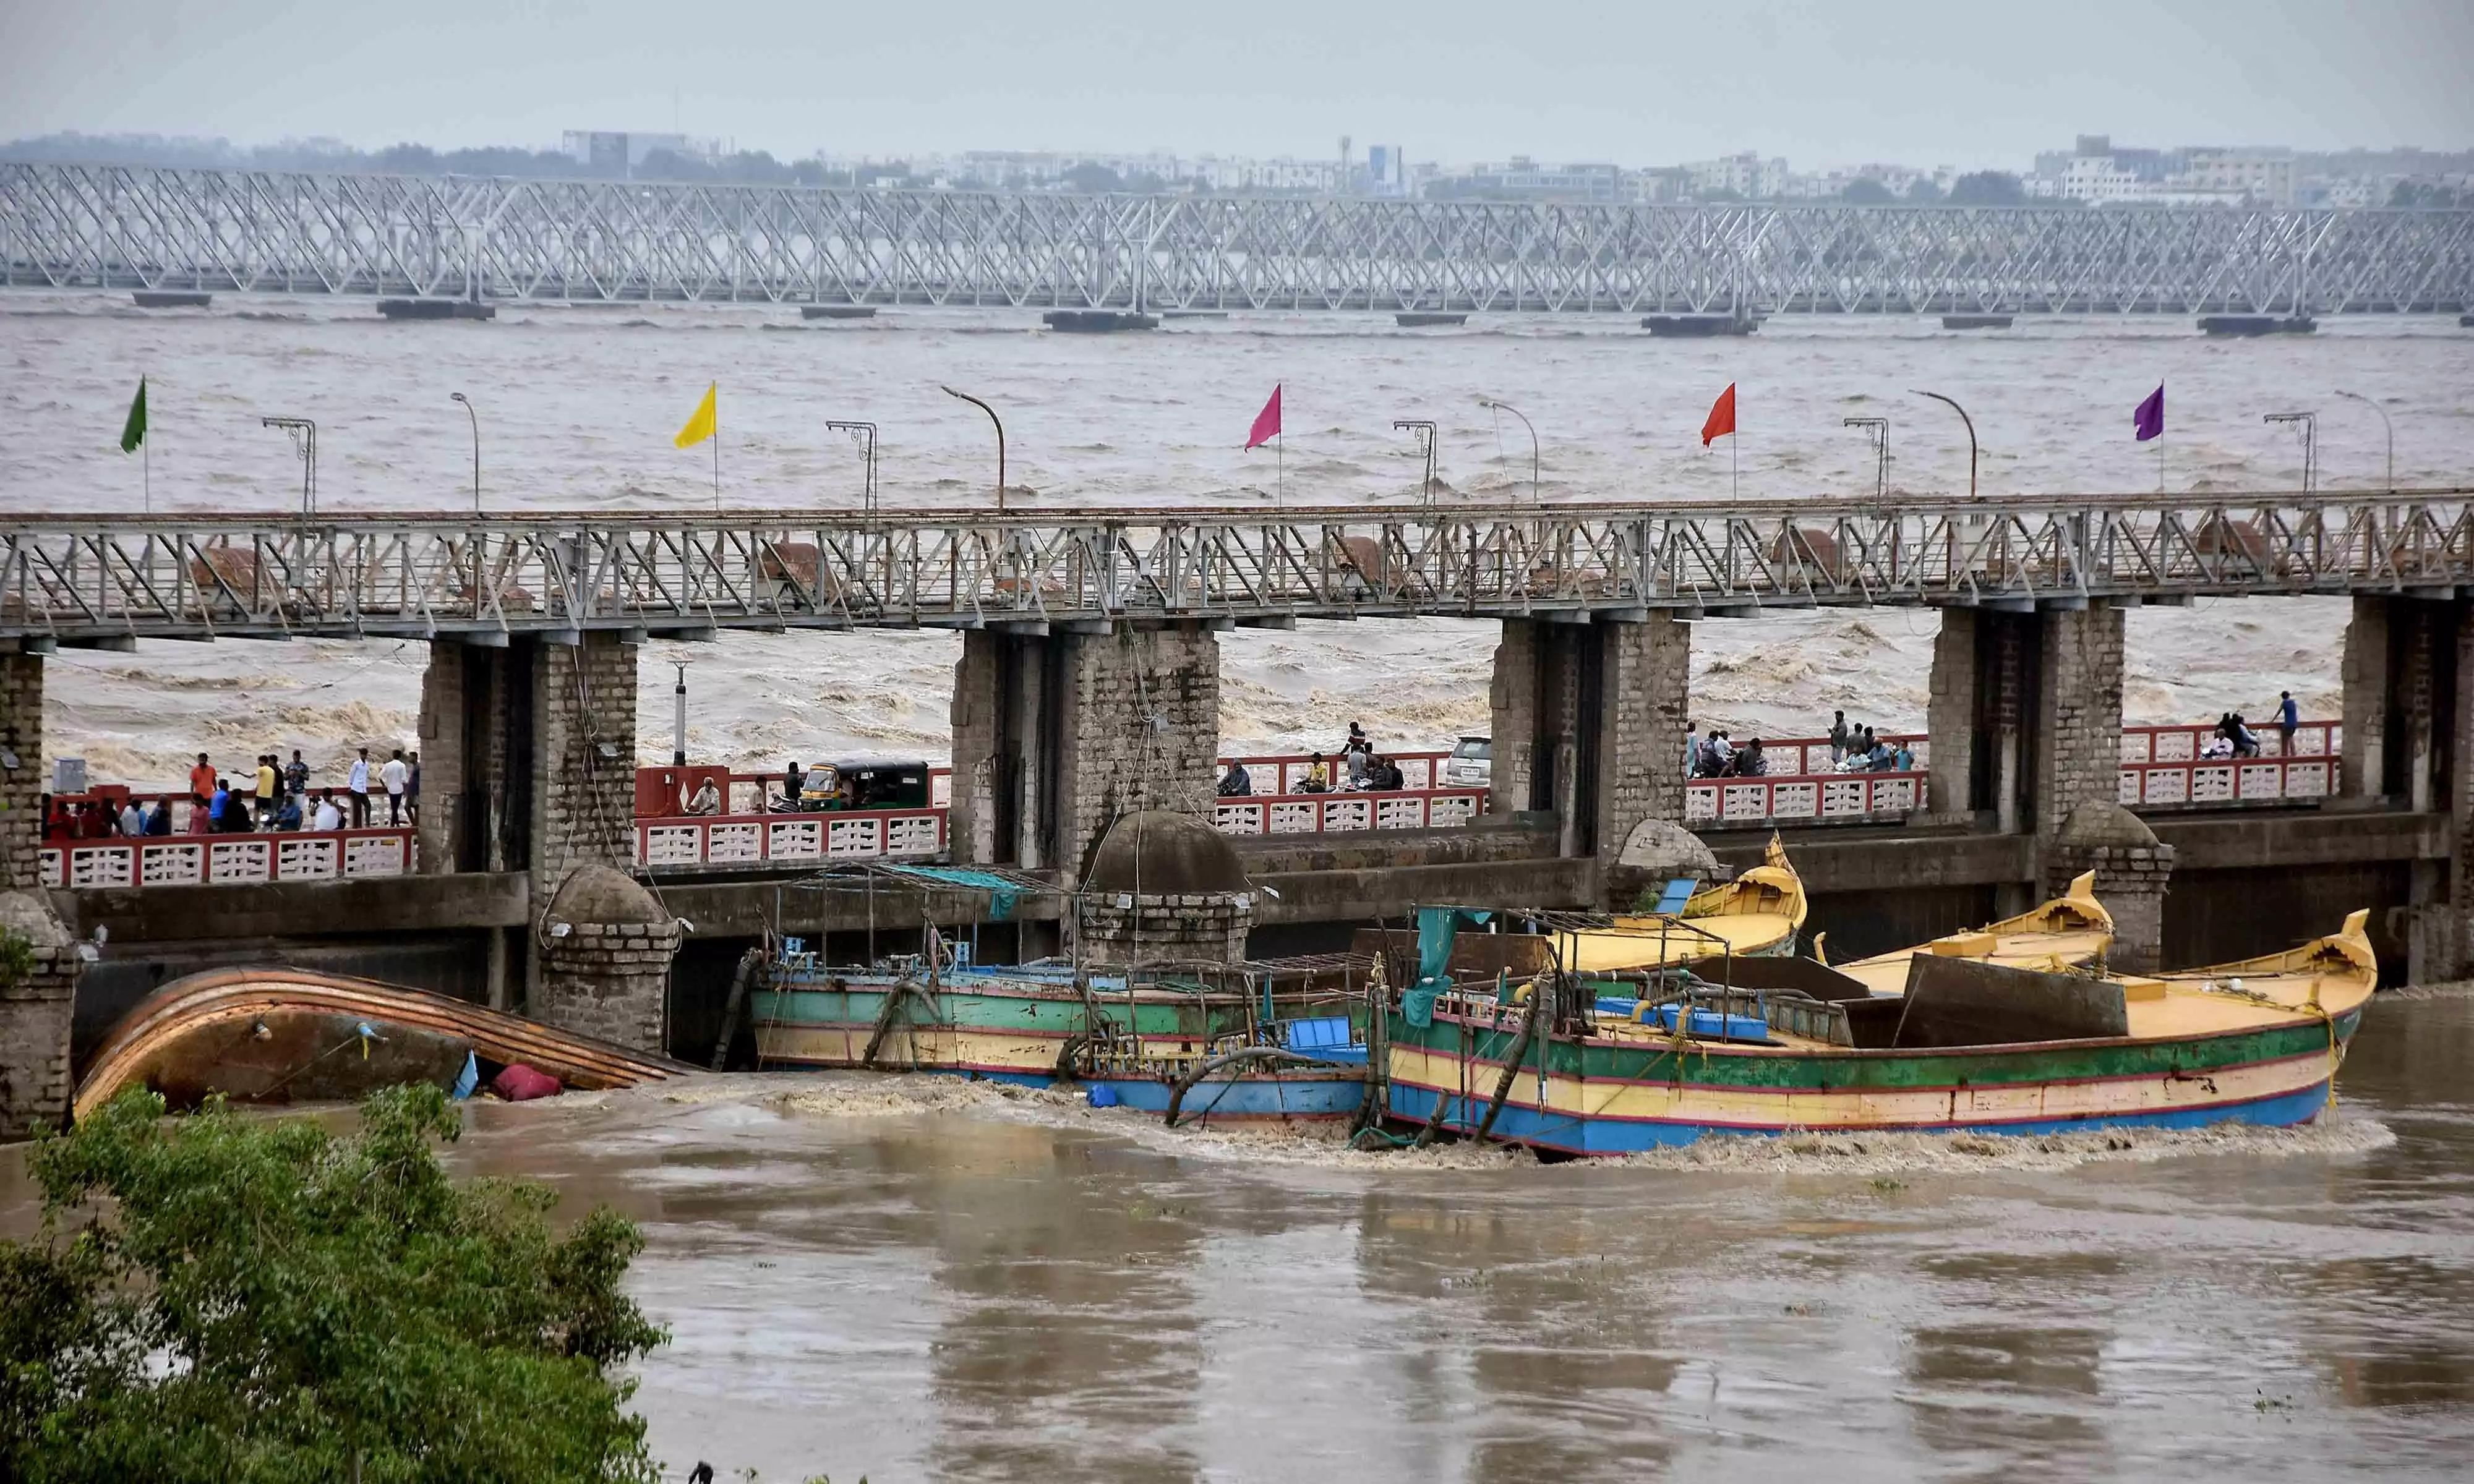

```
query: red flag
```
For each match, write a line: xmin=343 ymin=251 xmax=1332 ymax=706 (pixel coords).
xmin=1245 ymin=383 xmax=1283 ymax=450
xmin=1700 ymin=383 xmax=1737 ymax=446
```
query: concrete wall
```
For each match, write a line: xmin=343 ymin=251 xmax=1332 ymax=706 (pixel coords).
xmin=2034 ymin=604 xmax=2126 ymax=851
xmin=1925 ymin=609 xmax=1979 ymax=821
xmin=531 ymin=632 xmax=639 ymax=889
xmin=1596 ymin=614 xmax=1690 ymax=853
xmin=0 ymin=654 xmax=41 ymax=890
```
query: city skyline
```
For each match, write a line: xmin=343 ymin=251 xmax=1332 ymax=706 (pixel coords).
xmin=4 ymin=0 xmax=2470 ymax=170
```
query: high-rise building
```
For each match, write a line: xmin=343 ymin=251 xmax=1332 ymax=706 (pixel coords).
xmin=1366 ymin=145 xmax=1407 ymax=196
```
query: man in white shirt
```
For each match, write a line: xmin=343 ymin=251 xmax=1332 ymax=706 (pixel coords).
xmin=347 ymin=747 xmax=372 ymax=827
xmin=380 ymin=748 xmax=410 ymax=826
xmin=119 ymin=800 xmax=144 ymax=837
xmin=314 ymin=790 xmax=344 ymax=832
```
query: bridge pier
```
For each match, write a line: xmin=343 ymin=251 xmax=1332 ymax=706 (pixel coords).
xmin=1489 ymin=615 xmax=1689 ymax=900
xmin=416 ymin=631 xmax=664 ymax=1039
xmin=948 ymin=621 xmax=1222 ymax=880
xmin=2 ymin=649 xmax=82 ymax=1137
xmin=2344 ymin=595 xmax=2472 ymax=980
xmin=1924 ymin=603 xmax=2159 ymax=960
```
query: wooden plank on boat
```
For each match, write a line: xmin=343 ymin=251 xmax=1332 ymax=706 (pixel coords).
xmin=1883 ymin=956 xmax=2129 ymax=1049
xmin=1702 ymin=953 xmax=1873 ymax=1002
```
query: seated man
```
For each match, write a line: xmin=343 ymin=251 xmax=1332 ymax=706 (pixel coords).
xmin=1732 ymin=739 xmax=1766 ymax=777
xmin=314 ymin=790 xmax=345 ymax=832
xmin=1300 ymin=753 xmax=1332 ymax=794
xmin=1217 ymin=761 xmax=1253 ymax=797
xmin=143 ymin=798 xmax=174 ymax=836
xmin=684 ymin=777 xmax=723 ymax=816
xmin=1379 ymin=756 xmax=1406 ymax=790
xmin=273 ymin=791 xmax=304 ymax=832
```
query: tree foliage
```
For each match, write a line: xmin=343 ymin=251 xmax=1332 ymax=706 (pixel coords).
xmin=0 ymin=1085 xmax=666 ymax=1483
xmin=1839 ymin=177 xmax=1896 ymax=204
xmin=1949 ymin=171 xmax=2028 ymax=207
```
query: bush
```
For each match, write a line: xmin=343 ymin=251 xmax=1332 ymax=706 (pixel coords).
xmin=0 ymin=1084 xmax=666 ymax=1483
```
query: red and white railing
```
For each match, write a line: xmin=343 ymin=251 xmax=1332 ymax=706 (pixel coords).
xmin=2121 ymin=720 xmax=2338 ymax=764
xmin=1211 ymin=788 xmax=1488 ymax=837
xmin=1686 ymin=770 xmax=1927 ymax=825
xmin=2117 ymin=720 xmax=2340 ymax=808
xmin=635 ymin=808 xmax=947 ymax=868
xmin=40 ymin=828 xmax=416 ymax=889
xmin=1213 ymin=750 xmax=1455 ymax=795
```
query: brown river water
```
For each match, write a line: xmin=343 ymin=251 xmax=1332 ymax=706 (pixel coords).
xmin=17 ymin=997 xmax=2457 ymax=1480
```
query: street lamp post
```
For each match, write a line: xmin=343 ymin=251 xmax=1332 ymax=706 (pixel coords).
xmin=449 ymin=392 xmax=480 ymax=511
xmin=940 ymin=386 xmax=1005 ymax=514
xmin=826 ymin=419 xmax=879 ymax=516
xmin=1909 ymin=391 xmax=1977 ymax=499
xmin=1393 ymin=419 xmax=1438 ymax=507
xmin=1843 ymin=416 xmax=1890 ymax=501
xmin=1479 ymin=399 xmax=1539 ymax=505
xmin=260 ymin=416 xmax=318 ymax=516
xmin=2263 ymin=411 xmax=2318 ymax=494
xmin=2333 ymin=390 xmax=2393 ymax=492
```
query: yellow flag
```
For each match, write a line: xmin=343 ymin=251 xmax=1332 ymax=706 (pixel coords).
xmin=674 ymin=382 xmax=717 ymax=449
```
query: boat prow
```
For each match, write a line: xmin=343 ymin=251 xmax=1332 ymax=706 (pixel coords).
xmin=1836 ymin=868 xmax=2116 ymax=996
xmin=1573 ymin=834 xmax=1808 ymax=971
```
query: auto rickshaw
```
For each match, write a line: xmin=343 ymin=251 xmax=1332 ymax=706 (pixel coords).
xmin=793 ymin=759 xmax=932 ymax=812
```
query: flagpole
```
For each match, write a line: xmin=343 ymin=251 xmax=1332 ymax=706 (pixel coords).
xmin=713 ymin=397 xmax=721 ymax=512
xmin=143 ymin=436 xmax=150 ymax=515
xmin=1275 ymin=430 xmax=1283 ymax=511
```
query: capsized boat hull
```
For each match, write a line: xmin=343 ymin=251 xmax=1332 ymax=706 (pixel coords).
xmin=1383 ymin=1002 xmax=2358 ymax=1156
xmin=75 ymin=966 xmax=696 ymax=1120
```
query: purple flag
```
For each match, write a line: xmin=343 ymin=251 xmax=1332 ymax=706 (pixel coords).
xmin=2133 ymin=383 xmax=2164 ymax=442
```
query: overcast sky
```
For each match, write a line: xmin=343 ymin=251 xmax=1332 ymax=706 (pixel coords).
xmin=4 ymin=0 xmax=2470 ymax=168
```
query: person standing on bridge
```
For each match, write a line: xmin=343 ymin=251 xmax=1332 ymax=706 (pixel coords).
xmin=348 ymin=747 xmax=372 ymax=828
xmin=2277 ymin=692 xmax=2299 ymax=756
xmin=1828 ymin=711 xmax=1850 ymax=763
xmin=189 ymin=753 xmax=215 ymax=820
xmin=284 ymin=748 xmax=309 ymax=801
xmin=254 ymin=754 xmax=280 ymax=827
xmin=381 ymin=748 xmax=410 ymax=827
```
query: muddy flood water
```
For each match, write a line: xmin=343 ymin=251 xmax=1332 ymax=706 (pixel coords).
xmin=8 ymin=991 xmax=2472 ymax=1481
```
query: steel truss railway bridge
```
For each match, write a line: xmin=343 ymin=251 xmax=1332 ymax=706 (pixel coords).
xmin=3 ymin=491 xmax=2469 ymax=647
xmin=5 ymin=163 xmax=2473 ymax=313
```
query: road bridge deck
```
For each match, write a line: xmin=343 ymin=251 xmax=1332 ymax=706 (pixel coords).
xmin=4 ymin=492 xmax=2468 ymax=644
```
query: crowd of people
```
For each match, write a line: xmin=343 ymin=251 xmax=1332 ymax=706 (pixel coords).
xmin=1218 ymin=722 xmax=1410 ymax=798
xmin=1684 ymin=712 xmax=1917 ymax=779
xmin=2199 ymin=694 xmax=2300 ymax=760
xmin=41 ymin=745 xmax=419 ymax=843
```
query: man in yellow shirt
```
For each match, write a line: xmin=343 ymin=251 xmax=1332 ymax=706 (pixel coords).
xmin=254 ymin=754 xmax=281 ymax=827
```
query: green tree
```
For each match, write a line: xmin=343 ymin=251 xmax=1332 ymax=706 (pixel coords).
xmin=0 ymin=1085 xmax=666 ymax=1483
xmin=1948 ymin=171 xmax=2028 ymax=207
xmin=1840 ymin=177 xmax=1895 ymax=204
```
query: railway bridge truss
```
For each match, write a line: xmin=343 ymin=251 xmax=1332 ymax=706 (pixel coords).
xmin=5 ymin=163 xmax=2473 ymax=313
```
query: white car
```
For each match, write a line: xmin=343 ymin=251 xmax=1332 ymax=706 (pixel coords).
xmin=1443 ymin=735 xmax=1492 ymax=788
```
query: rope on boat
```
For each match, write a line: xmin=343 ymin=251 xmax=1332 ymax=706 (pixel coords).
xmin=1161 ymin=1047 xmax=1358 ymax=1129
xmin=859 ymin=976 xmax=940 ymax=1067
xmin=1471 ymin=1007 xmax=1539 ymax=1143
xmin=2191 ymin=979 xmax=2345 ymax=1111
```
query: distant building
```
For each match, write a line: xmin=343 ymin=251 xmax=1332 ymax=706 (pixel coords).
xmin=1684 ymin=151 xmax=1788 ymax=200
xmin=1366 ymin=144 xmax=1408 ymax=197
xmin=561 ymin=131 xmax=724 ymax=176
xmin=1424 ymin=157 xmax=1625 ymax=203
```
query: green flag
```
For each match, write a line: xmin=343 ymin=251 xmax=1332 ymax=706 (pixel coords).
xmin=119 ymin=377 xmax=148 ymax=454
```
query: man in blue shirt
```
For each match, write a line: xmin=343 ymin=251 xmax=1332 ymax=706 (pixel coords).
xmin=2277 ymin=691 xmax=2299 ymax=756
xmin=207 ymin=780 xmax=233 ymax=831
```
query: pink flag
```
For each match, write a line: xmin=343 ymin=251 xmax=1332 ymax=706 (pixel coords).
xmin=1245 ymin=384 xmax=1283 ymax=450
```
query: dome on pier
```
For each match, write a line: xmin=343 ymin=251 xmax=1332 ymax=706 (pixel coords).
xmin=1082 ymin=811 xmax=1249 ymax=897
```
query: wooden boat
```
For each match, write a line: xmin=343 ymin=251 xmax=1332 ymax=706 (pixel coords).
xmin=75 ymin=966 xmax=694 ymax=1120
xmin=1560 ymin=835 xmax=1807 ymax=972
xmin=1381 ymin=888 xmax=2371 ymax=1156
xmin=751 ymin=947 xmax=1375 ymax=1124
xmin=1830 ymin=871 xmax=2113 ymax=994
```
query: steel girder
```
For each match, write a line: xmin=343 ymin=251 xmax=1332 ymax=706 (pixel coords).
xmin=6 ymin=163 xmax=2473 ymax=312
xmin=2 ymin=493 xmax=2467 ymax=644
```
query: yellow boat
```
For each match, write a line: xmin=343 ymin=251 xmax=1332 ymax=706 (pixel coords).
xmin=1558 ymin=836 xmax=1808 ymax=973
xmin=1832 ymin=871 xmax=2115 ymax=997
xmin=2115 ymin=908 xmax=2378 ymax=1043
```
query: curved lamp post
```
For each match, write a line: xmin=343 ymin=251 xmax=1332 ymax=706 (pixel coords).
xmin=1479 ymin=398 xmax=1538 ymax=505
xmin=1909 ymin=390 xmax=1977 ymax=499
xmin=2333 ymin=390 xmax=2393 ymax=492
xmin=941 ymin=386 xmax=1005 ymax=514
xmin=449 ymin=391 xmax=480 ymax=511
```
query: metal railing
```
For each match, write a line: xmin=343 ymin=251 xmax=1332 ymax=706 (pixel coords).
xmin=4 ymin=495 xmax=2470 ymax=644
xmin=1211 ymin=788 xmax=1488 ymax=837
xmin=9 ymin=164 xmax=2471 ymax=313
xmin=635 ymin=809 xmax=948 ymax=869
